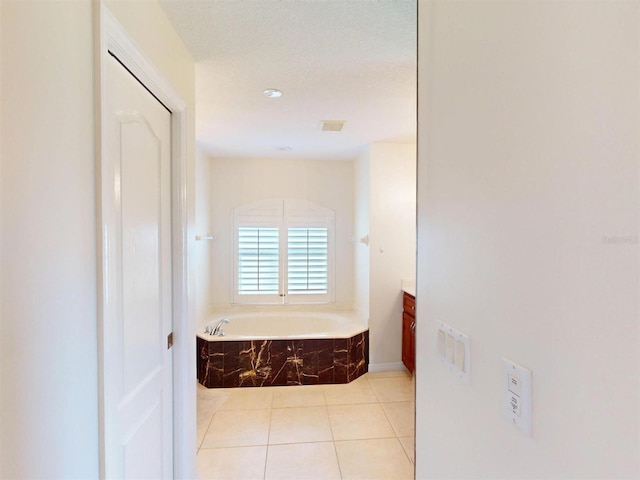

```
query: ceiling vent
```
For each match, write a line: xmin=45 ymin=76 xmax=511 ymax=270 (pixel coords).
xmin=320 ymin=120 xmax=346 ymax=132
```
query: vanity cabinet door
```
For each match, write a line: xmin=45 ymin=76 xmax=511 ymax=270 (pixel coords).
xmin=402 ymin=311 xmax=415 ymax=373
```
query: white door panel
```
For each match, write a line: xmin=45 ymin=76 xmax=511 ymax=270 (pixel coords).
xmin=104 ymin=54 xmax=173 ymax=479
xmin=121 ymin=116 xmax=163 ymax=395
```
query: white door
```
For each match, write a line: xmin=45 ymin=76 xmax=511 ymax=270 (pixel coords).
xmin=103 ymin=53 xmax=174 ymax=479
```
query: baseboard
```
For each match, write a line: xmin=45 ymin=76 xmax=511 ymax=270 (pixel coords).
xmin=368 ymin=362 xmax=407 ymax=373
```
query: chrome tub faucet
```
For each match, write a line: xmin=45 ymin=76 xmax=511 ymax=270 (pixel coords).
xmin=205 ymin=318 xmax=229 ymax=337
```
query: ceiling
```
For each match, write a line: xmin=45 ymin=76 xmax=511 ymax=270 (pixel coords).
xmin=159 ymin=0 xmax=417 ymax=161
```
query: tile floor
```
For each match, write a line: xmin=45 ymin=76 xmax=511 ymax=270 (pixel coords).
xmin=197 ymin=370 xmax=415 ymax=480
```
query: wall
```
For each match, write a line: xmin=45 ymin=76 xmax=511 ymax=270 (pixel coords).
xmin=416 ymin=1 xmax=639 ymax=478
xmin=0 ymin=2 xmax=98 ymax=478
xmin=209 ymin=157 xmax=354 ymax=311
xmin=105 ymin=0 xmax=195 ymax=105
xmin=353 ymin=148 xmax=370 ymax=323
xmin=195 ymin=145 xmax=213 ymax=324
xmin=368 ymin=143 xmax=416 ymax=368
xmin=0 ymin=1 xmax=196 ymax=478
xmin=0 ymin=3 xmax=4 ymax=476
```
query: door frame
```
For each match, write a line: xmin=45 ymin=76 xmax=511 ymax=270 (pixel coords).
xmin=95 ymin=4 xmax=194 ymax=478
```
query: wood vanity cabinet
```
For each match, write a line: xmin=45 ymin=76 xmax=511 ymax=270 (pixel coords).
xmin=402 ymin=291 xmax=416 ymax=374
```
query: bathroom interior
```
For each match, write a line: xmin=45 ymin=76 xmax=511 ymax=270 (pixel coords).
xmin=181 ymin=1 xmax=417 ymax=384
xmin=1 ymin=1 xmax=635 ymax=479
xmin=174 ymin=1 xmax=418 ymax=477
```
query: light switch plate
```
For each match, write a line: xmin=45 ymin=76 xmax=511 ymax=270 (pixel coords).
xmin=437 ymin=321 xmax=471 ymax=384
xmin=503 ymin=358 xmax=532 ymax=436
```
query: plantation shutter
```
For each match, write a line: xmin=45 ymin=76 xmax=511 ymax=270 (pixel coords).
xmin=287 ymin=227 xmax=328 ymax=295
xmin=237 ymin=227 xmax=279 ymax=295
xmin=233 ymin=199 xmax=283 ymax=304
xmin=233 ymin=198 xmax=334 ymax=304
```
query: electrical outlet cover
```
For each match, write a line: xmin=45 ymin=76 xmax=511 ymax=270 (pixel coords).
xmin=502 ymin=358 xmax=532 ymax=437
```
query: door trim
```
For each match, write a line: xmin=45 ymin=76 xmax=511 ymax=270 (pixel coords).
xmin=95 ymin=4 xmax=194 ymax=478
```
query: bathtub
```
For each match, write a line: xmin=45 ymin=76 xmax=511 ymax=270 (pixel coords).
xmin=199 ymin=311 xmax=366 ymax=341
xmin=197 ymin=311 xmax=369 ymax=388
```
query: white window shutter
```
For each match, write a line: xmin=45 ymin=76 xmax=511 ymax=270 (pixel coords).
xmin=287 ymin=227 xmax=328 ymax=295
xmin=237 ymin=227 xmax=280 ymax=295
xmin=233 ymin=198 xmax=334 ymax=305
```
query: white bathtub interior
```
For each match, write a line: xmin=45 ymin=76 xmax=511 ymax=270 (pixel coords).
xmin=199 ymin=310 xmax=367 ymax=341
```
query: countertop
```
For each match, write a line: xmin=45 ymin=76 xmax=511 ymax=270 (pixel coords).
xmin=401 ymin=278 xmax=416 ymax=297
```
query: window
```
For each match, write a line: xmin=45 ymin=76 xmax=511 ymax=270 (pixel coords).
xmin=233 ymin=199 xmax=335 ymax=304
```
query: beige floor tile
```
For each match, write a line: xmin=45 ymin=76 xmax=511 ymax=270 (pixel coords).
xmin=327 ymin=403 xmax=395 ymax=441
xmin=381 ymin=402 xmax=415 ymax=438
xmin=195 ymin=374 xmax=417 ymax=478
xmin=364 ymin=370 xmax=411 ymax=379
xmin=201 ymin=409 xmax=271 ymax=448
xmin=197 ymin=383 xmax=232 ymax=412
xmin=399 ymin=436 xmax=415 ymax=464
xmin=264 ymin=442 xmax=341 ymax=480
xmin=272 ymin=385 xmax=326 ymax=408
xmin=335 ymin=438 xmax=414 ymax=480
xmin=198 ymin=381 xmax=231 ymax=397
xmin=219 ymin=387 xmax=274 ymax=411
xmin=269 ymin=406 xmax=333 ymax=444
xmin=197 ymin=386 xmax=232 ymax=448
xmin=323 ymin=381 xmax=378 ymax=405
xmin=368 ymin=376 xmax=414 ymax=403
xmin=346 ymin=374 xmax=371 ymax=385
xmin=197 ymin=446 xmax=267 ymax=480
xmin=197 ymin=403 xmax=218 ymax=448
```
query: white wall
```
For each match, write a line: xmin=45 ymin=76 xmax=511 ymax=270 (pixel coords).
xmin=106 ymin=0 xmax=195 ymax=106
xmin=353 ymin=148 xmax=370 ymax=322
xmin=0 ymin=2 xmax=98 ymax=477
xmin=194 ymin=146 xmax=213 ymax=324
xmin=368 ymin=143 xmax=416 ymax=368
xmin=416 ymin=2 xmax=639 ymax=478
xmin=0 ymin=6 xmax=3 ymax=473
xmin=0 ymin=1 xmax=195 ymax=478
xmin=209 ymin=157 xmax=354 ymax=311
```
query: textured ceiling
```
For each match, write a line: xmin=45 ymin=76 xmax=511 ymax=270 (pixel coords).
xmin=159 ymin=0 xmax=417 ymax=160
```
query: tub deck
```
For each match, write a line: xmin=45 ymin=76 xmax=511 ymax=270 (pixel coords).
xmin=198 ymin=311 xmax=366 ymax=341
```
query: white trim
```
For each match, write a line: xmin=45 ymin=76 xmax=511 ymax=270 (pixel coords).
xmin=368 ymin=362 xmax=408 ymax=373
xmin=95 ymin=4 xmax=194 ymax=479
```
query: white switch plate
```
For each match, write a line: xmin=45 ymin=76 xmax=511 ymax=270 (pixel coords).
xmin=437 ymin=321 xmax=471 ymax=384
xmin=503 ymin=358 xmax=532 ymax=436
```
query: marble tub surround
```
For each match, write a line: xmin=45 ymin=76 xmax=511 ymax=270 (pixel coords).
xmin=196 ymin=370 xmax=415 ymax=480
xmin=197 ymin=331 xmax=369 ymax=388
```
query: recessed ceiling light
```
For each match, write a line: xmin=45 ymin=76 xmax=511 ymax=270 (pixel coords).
xmin=263 ymin=88 xmax=283 ymax=98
